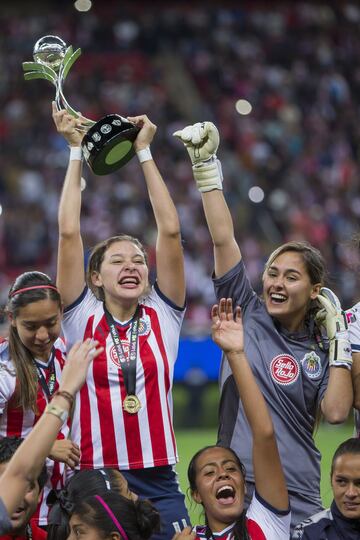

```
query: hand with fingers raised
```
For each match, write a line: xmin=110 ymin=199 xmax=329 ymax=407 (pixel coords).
xmin=211 ymin=298 xmax=244 ymax=355
xmin=173 ymin=121 xmax=223 ymax=192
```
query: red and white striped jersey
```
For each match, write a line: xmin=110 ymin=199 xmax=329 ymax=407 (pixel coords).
xmin=0 ymin=338 xmax=69 ymax=525
xmin=62 ymin=284 xmax=185 ymax=470
xmin=194 ymin=491 xmax=291 ymax=540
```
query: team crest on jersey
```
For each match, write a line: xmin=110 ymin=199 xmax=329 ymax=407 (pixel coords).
xmin=109 ymin=341 xmax=129 ymax=367
xmin=301 ymin=351 xmax=322 ymax=379
xmin=270 ymin=354 xmax=299 ymax=385
xmin=138 ymin=316 xmax=150 ymax=336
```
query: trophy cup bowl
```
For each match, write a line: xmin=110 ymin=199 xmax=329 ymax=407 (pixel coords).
xmin=23 ymin=36 xmax=140 ymax=175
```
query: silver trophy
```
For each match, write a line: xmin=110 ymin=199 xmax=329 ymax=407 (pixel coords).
xmin=23 ymin=35 xmax=139 ymax=175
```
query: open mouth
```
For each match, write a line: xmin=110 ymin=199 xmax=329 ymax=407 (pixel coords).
xmin=270 ymin=293 xmax=287 ymax=304
xmin=119 ymin=276 xmax=140 ymax=286
xmin=215 ymin=485 xmax=236 ymax=505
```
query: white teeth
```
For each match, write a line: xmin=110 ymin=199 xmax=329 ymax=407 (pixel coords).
xmin=271 ymin=293 xmax=287 ymax=301
xmin=120 ymin=277 xmax=139 ymax=285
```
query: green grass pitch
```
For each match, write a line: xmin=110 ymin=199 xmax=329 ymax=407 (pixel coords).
xmin=175 ymin=422 xmax=353 ymax=525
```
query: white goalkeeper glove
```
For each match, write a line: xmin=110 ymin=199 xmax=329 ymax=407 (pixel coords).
xmin=173 ymin=121 xmax=223 ymax=192
xmin=315 ymin=287 xmax=352 ymax=370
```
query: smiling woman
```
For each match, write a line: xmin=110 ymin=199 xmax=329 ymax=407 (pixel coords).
xmin=174 ymin=120 xmax=354 ymax=532
xmin=292 ymin=438 xmax=360 ymax=539
xmin=52 ymin=109 xmax=189 ymax=539
xmin=175 ymin=299 xmax=290 ymax=540
xmin=0 ymin=271 xmax=80 ymax=526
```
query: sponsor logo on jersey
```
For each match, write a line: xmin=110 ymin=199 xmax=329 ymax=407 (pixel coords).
xmin=346 ymin=311 xmax=357 ymax=324
xmin=109 ymin=341 xmax=130 ymax=367
xmin=301 ymin=351 xmax=322 ymax=379
xmin=270 ymin=354 xmax=299 ymax=385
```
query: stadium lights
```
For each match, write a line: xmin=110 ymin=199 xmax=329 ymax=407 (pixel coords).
xmin=74 ymin=0 xmax=92 ymax=12
xmin=235 ymin=99 xmax=252 ymax=115
xmin=248 ymin=186 xmax=265 ymax=203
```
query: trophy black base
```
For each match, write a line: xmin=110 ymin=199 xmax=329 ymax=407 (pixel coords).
xmin=81 ymin=114 xmax=140 ymax=175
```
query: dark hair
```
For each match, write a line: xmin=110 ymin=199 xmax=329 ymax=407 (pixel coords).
xmin=188 ymin=445 xmax=249 ymax=540
xmin=263 ymin=241 xmax=326 ymax=324
xmin=86 ymin=235 xmax=148 ymax=301
xmin=6 ymin=271 xmax=62 ymax=413
xmin=72 ymin=492 xmax=160 ymax=540
xmin=0 ymin=436 xmax=47 ymax=490
xmin=264 ymin=241 xmax=326 ymax=286
xmin=331 ymin=438 xmax=360 ymax=477
xmin=48 ymin=469 xmax=135 ymax=540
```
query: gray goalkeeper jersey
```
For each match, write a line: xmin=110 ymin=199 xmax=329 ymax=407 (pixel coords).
xmin=214 ymin=260 xmax=329 ymax=500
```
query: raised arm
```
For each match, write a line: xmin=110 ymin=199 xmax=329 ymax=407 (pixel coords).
xmin=52 ymin=103 xmax=86 ymax=307
xmin=174 ymin=122 xmax=240 ymax=277
xmin=211 ymin=298 xmax=288 ymax=511
xmin=315 ymin=288 xmax=353 ymax=423
xmin=0 ymin=339 xmax=102 ymax=519
xmin=129 ymin=115 xmax=185 ymax=307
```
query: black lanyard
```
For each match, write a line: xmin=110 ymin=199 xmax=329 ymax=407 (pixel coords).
xmin=33 ymin=348 xmax=56 ymax=401
xmin=104 ymin=304 xmax=140 ymax=397
xmin=26 ymin=524 xmax=32 ymax=540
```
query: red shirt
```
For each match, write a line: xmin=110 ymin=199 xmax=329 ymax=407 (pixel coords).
xmin=0 ymin=519 xmax=47 ymax=540
xmin=62 ymin=286 xmax=185 ymax=470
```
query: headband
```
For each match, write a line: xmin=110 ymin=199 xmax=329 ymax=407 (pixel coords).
xmin=94 ymin=495 xmax=128 ymax=540
xmin=9 ymin=285 xmax=59 ymax=298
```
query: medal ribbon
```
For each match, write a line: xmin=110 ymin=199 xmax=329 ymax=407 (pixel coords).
xmin=33 ymin=348 xmax=56 ymax=402
xmin=104 ymin=304 xmax=140 ymax=398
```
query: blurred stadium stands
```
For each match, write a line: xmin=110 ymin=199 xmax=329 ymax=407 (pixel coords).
xmin=1 ymin=1 xmax=360 ymax=370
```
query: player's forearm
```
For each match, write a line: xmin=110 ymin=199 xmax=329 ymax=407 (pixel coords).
xmin=58 ymin=158 xmax=83 ymax=237
xmin=227 ymin=350 xmax=274 ymax=439
xmin=321 ymin=367 xmax=353 ymax=423
xmin=141 ymin=160 xmax=182 ymax=237
xmin=0 ymin=394 xmax=71 ymax=515
xmin=201 ymin=191 xmax=241 ymax=277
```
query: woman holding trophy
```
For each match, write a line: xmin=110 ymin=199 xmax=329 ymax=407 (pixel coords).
xmin=52 ymin=104 xmax=189 ymax=540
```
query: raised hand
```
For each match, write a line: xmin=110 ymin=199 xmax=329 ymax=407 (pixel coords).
xmin=173 ymin=121 xmax=222 ymax=192
xmin=52 ymin=102 xmax=87 ymax=146
xmin=59 ymin=339 xmax=103 ymax=397
xmin=173 ymin=121 xmax=219 ymax=165
xmin=211 ymin=298 xmax=244 ymax=354
xmin=127 ymin=114 xmax=157 ymax=151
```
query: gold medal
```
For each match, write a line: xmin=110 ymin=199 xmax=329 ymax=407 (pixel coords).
xmin=123 ymin=394 xmax=141 ymax=414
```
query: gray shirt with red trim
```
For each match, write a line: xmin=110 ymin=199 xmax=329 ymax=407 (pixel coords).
xmin=214 ymin=260 xmax=329 ymax=500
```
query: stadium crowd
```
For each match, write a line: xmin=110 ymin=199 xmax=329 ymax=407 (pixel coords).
xmin=1 ymin=2 xmax=360 ymax=332
xmin=0 ymin=2 xmax=360 ymax=539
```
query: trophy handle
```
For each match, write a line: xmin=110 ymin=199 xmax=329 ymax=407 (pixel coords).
xmin=62 ymin=47 xmax=81 ymax=81
xmin=55 ymin=46 xmax=95 ymax=127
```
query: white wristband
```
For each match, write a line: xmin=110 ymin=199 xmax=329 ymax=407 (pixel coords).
xmin=69 ymin=146 xmax=83 ymax=161
xmin=136 ymin=146 xmax=152 ymax=164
